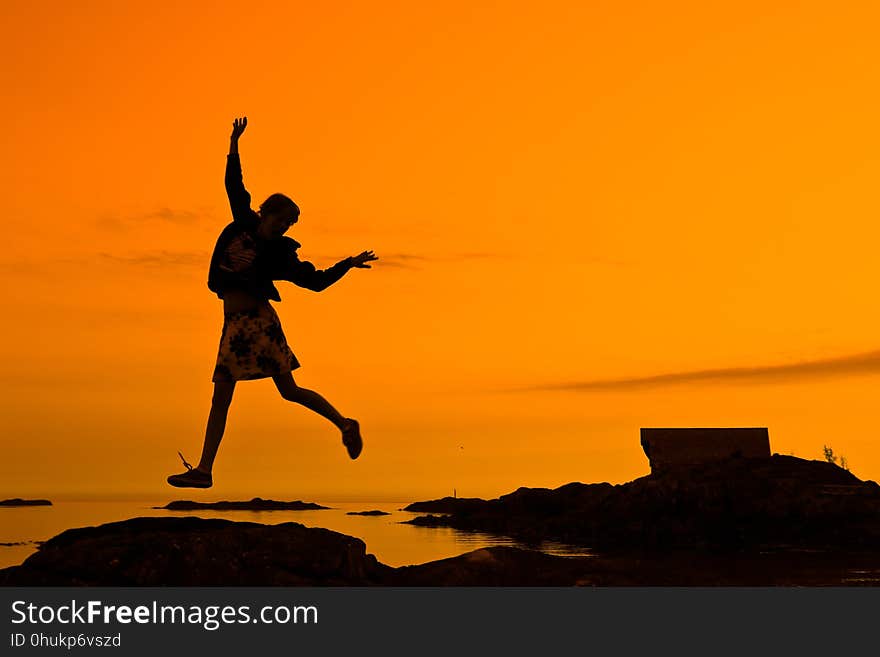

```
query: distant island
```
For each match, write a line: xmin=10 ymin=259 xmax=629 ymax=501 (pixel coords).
xmin=156 ymin=498 xmax=329 ymax=511
xmin=346 ymin=510 xmax=391 ymax=516
xmin=403 ymin=497 xmax=485 ymax=513
xmin=0 ymin=498 xmax=51 ymax=507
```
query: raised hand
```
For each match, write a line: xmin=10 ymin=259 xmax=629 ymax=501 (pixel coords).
xmin=350 ymin=251 xmax=378 ymax=268
xmin=230 ymin=116 xmax=248 ymax=141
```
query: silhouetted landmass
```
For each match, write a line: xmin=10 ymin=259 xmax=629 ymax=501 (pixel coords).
xmin=0 ymin=498 xmax=52 ymax=507
xmin=156 ymin=498 xmax=328 ymax=511
xmin=6 ymin=455 xmax=880 ymax=585
xmin=346 ymin=510 xmax=391 ymax=516
xmin=404 ymin=455 xmax=880 ymax=552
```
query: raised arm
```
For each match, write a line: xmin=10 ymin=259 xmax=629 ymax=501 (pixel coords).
xmin=225 ymin=117 xmax=255 ymax=223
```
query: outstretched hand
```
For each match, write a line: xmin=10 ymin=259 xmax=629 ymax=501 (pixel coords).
xmin=350 ymin=251 xmax=378 ymax=268
xmin=230 ymin=116 xmax=248 ymax=140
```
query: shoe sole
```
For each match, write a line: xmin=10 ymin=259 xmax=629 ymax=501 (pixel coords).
xmin=167 ymin=477 xmax=213 ymax=489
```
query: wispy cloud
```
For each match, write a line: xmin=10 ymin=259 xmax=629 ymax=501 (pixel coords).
xmin=367 ymin=252 xmax=502 ymax=270
xmin=98 ymin=250 xmax=209 ymax=268
xmin=522 ymin=350 xmax=880 ymax=392
xmin=96 ymin=207 xmax=212 ymax=231
xmin=298 ymin=252 xmax=502 ymax=270
xmin=148 ymin=208 xmax=202 ymax=223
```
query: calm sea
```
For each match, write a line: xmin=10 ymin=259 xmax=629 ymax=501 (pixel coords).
xmin=0 ymin=499 xmax=591 ymax=570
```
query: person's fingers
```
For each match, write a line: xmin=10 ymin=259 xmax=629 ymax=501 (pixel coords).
xmin=350 ymin=251 xmax=377 ymax=267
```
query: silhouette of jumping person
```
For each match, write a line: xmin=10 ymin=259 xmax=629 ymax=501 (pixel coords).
xmin=168 ymin=116 xmax=377 ymax=488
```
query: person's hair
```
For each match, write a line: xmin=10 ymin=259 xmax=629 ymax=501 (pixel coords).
xmin=259 ymin=193 xmax=300 ymax=218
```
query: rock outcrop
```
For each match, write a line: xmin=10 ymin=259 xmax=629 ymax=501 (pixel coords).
xmin=404 ymin=455 xmax=880 ymax=552
xmin=0 ymin=517 xmax=390 ymax=586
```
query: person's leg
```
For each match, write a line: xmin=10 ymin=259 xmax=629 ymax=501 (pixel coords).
xmin=196 ymin=380 xmax=237 ymax=473
xmin=167 ymin=381 xmax=236 ymax=487
xmin=272 ymin=372 xmax=346 ymax=429
xmin=273 ymin=372 xmax=362 ymax=459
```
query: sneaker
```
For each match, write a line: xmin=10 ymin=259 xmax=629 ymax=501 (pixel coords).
xmin=167 ymin=452 xmax=213 ymax=488
xmin=342 ymin=419 xmax=363 ymax=460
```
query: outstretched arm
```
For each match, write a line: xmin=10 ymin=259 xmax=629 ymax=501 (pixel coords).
xmin=278 ymin=250 xmax=378 ymax=292
xmin=225 ymin=117 xmax=254 ymax=223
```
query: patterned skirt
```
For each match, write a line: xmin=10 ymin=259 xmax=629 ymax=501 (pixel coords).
xmin=212 ymin=303 xmax=300 ymax=382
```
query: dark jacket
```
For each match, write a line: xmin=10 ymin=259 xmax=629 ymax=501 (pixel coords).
xmin=207 ymin=153 xmax=352 ymax=301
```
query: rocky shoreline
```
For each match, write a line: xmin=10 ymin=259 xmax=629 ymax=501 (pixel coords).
xmin=4 ymin=455 xmax=880 ymax=585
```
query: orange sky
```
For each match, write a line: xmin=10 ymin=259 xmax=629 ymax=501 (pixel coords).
xmin=3 ymin=0 xmax=880 ymax=501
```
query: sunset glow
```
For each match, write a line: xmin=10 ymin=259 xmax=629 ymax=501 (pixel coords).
xmin=3 ymin=1 xmax=880 ymax=501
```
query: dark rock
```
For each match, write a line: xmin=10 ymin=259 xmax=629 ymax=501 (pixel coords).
xmin=156 ymin=498 xmax=328 ymax=511
xmin=0 ymin=498 xmax=52 ymax=507
xmin=391 ymin=547 xmax=591 ymax=586
xmin=0 ymin=517 xmax=390 ymax=586
xmin=346 ymin=510 xmax=391 ymax=516
xmin=406 ymin=514 xmax=452 ymax=527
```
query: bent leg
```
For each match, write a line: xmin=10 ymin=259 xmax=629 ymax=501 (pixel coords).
xmin=273 ymin=372 xmax=347 ymax=430
xmin=197 ymin=380 xmax=236 ymax=473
